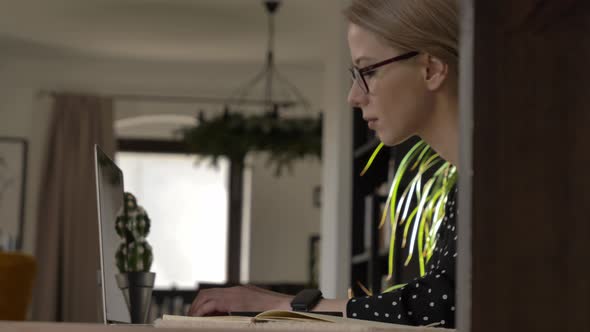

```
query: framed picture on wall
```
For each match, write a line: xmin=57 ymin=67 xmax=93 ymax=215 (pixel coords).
xmin=0 ymin=137 xmax=28 ymax=251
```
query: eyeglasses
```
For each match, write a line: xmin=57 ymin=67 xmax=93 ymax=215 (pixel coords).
xmin=349 ymin=51 xmax=419 ymax=94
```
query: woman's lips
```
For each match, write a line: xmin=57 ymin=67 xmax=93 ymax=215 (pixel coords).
xmin=366 ymin=118 xmax=378 ymax=129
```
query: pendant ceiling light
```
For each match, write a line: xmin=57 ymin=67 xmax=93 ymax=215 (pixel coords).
xmin=223 ymin=0 xmax=313 ymax=118
xmin=183 ymin=0 xmax=322 ymax=174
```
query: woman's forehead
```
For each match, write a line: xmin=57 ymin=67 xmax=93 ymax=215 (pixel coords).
xmin=348 ymin=23 xmax=396 ymax=65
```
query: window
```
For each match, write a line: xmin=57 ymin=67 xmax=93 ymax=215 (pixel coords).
xmin=116 ymin=150 xmax=229 ymax=289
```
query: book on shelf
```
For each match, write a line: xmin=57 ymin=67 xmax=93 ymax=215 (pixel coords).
xmin=378 ymin=157 xmax=396 ymax=253
xmin=362 ymin=193 xmax=392 ymax=255
xmin=364 ymin=195 xmax=374 ymax=252
xmin=378 ymin=198 xmax=392 ymax=253
xmin=155 ymin=310 xmax=447 ymax=331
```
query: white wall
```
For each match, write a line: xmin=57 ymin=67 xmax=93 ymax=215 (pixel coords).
xmin=247 ymin=153 xmax=321 ymax=283
xmin=0 ymin=82 xmax=52 ymax=256
xmin=0 ymin=54 xmax=323 ymax=284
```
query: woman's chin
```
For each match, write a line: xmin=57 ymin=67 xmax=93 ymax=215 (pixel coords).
xmin=373 ymin=131 xmax=391 ymax=145
xmin=377 ymin=132 xmax=411 ymax=147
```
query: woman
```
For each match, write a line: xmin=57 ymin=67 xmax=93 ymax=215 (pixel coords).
xmin=189 ymin=0 xmax=459 ymax=328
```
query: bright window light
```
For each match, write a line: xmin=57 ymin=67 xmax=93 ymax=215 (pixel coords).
xmin=116 ymin=152 xmax=228 ymax=289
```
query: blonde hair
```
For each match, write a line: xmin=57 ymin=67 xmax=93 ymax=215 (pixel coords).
xmin=343 ymin=0 xmax=459 ymax=70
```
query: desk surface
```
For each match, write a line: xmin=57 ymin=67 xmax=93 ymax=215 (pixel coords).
xmin=0 ymin=320 xmax=451 ymax=332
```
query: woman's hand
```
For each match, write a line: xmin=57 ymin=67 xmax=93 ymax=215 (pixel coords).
xmin=188 ymin=285 xmax=294 ymax=316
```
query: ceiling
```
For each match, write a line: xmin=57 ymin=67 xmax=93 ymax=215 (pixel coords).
xmin=0 ymin=0 xmax=337 ymax=64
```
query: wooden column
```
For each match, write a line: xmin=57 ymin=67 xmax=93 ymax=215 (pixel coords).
xmin=470 ymin=0 xmax=590 ymax=330
xmin=227 ymin=159 xmax=244 ymax=284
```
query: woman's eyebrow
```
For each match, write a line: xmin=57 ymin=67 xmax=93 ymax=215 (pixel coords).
xmin=354 ymin=56 xmax=376 ymax=66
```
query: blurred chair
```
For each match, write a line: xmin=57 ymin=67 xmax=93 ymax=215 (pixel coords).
xmin=0 ymin=252 xmax=36 ymax=320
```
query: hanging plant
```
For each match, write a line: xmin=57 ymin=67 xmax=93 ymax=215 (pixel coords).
xmin=361 ymin=140 xmax=457 ymax=293
xmin=181 ymin=112 xmax=322 ymax=176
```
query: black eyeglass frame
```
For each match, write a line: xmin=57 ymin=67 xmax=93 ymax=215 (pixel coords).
xmin=350 ymin=51 xmax=420 ymax=94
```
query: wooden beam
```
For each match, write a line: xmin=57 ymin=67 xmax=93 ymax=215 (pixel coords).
xmin=471 ymin=0 xmax=590 ymax=330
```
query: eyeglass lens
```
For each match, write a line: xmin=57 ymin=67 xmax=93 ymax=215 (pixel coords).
xmin=350 ymin=67 xmax=369 ymax=94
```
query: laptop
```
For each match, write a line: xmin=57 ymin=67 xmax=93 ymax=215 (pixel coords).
xmin=94 ymin=145 xmax=135 ymax=324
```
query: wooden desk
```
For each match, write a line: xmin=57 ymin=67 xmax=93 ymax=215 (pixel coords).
xmin=0 ymin=321 xmax=451 ymax=332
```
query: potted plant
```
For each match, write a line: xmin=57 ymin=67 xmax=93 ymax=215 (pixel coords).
xmin=114 ymin=192 xmax=155 ymax=324
xmin=361 ymin=140 xmax=457 ymax=293
xmin=181 ymin=112 xmax=322 ymax=176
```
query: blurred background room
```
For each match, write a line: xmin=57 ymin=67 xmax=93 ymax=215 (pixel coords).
xmin=2 ymin=0 xmax=588 ymax=330
xmin=0 ymin=0 xmax=363 ymax=323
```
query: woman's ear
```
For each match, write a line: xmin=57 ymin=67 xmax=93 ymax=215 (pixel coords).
xmin=422 ymin=54 xmax=449 ymax=91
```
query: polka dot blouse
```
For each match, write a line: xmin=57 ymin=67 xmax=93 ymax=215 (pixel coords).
xmin=346 ymin=186 xmax=458 ymax=328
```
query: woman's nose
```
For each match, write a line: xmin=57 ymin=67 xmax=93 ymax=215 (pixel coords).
xmin=347 ymin=81 xmax=367 ymax=108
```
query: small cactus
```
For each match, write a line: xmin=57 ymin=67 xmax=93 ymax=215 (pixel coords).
xmin=115 ymin=192 xmax=153 ymax=273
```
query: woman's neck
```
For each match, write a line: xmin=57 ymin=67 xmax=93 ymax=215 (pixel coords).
xmin=419 ymin=90 xmax=459 ymax=168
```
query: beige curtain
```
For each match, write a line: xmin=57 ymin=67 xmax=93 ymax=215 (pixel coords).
xmin=32 ymin=94 xmax=115 ymax=322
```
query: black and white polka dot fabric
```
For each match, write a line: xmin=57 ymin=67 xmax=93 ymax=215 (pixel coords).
xmin=347 ymin=185 xmax=458 ymax=328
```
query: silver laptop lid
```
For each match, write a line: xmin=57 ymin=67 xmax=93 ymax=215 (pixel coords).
xmin=94 ymin=145 xmax=131 ymax=324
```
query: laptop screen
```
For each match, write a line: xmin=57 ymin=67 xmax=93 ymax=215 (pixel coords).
xmin=94 ymin=145 xmax=131 ymax=324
